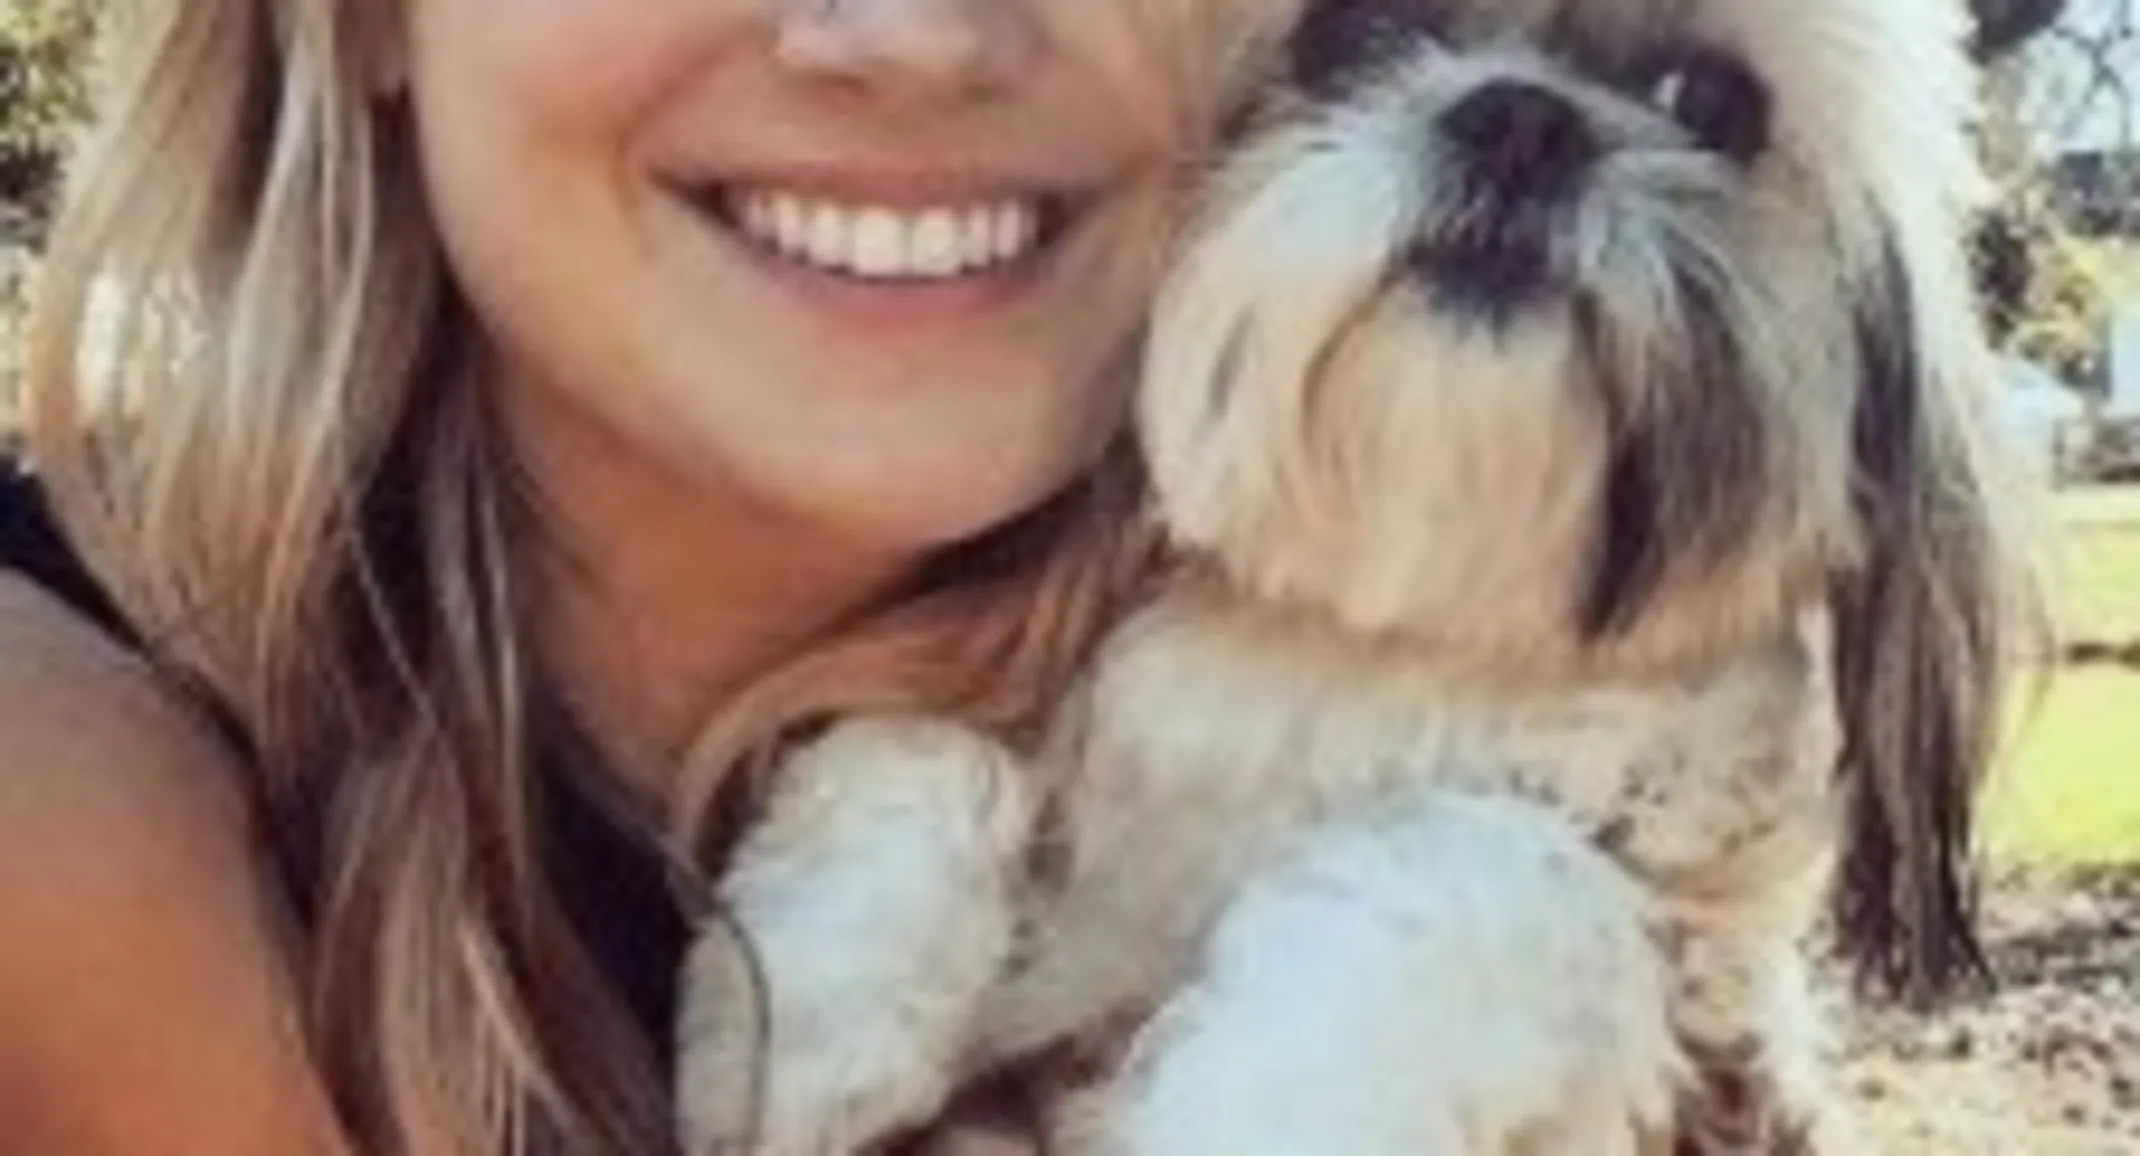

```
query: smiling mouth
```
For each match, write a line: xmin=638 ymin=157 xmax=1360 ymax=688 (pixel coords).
xmin=675 ymin=182 xmax=1079 ymax=284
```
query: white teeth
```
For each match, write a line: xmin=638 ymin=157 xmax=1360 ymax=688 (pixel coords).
xmin=993 ymin=204 xmax=1036 ymax=263
xmin=909 ymin=210 xmax=963 ymax=277
xmin=849 ymin=207 xmax=907 ymax=277
xmin=773 ymin=195 xmax=809 ymax=258
xmin=722 ymin=189 xmax=1048 ymax=280
xmin=806 ymin=202 xmax=847 ymax=269
xmin=962 ymin=208 xmax=997 ymax=265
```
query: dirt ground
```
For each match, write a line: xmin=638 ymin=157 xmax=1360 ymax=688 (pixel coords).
xmin=1836 ymin=868 xmax=2140 ymax=1155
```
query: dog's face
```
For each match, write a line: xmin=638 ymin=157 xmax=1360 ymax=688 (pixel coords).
xmin=1145 ymin=0 xmax=2028 ymax=1001
xmin=1144 ymin=0 xmax=1992 ymax=665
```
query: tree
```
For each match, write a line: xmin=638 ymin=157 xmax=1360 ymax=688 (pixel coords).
xmin=0 ymin=0 xmax=94 ymax=245
xmin=1973 ymin=0 xmax=2135 ymax=389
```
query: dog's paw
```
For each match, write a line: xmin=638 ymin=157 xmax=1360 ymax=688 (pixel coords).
xmin=687 ymin=1009 xmax=960 ymax=1155
xmin=1078 ymin=795 xmax=1683 ymax=1156
xmin=674 ymin=716 xmax=1035 ymax=1156
xmin=1085 ymin=993 xmax=1474 ymax=1156
xmin=1081 ymin=988 xmax=1671 ymax=1156
xmin=674 ymin=907 xmax=971 ymax=1156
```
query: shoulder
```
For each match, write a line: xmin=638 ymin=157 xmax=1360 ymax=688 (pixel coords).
xmin=0 ymin=571 xmax=256 ymax=911
xmin=0 ymin=569 xmax=245 ymax=834
xmin=0 ymin=572 xmax=348 ymax=1154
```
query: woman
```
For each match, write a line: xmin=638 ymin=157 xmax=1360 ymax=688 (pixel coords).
xmin=0 ymin=0 xmax=1297 ymax=1152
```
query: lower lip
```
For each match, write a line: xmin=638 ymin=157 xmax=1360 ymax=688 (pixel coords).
xmin=679 ymin=194 xmax=1072 ymax=330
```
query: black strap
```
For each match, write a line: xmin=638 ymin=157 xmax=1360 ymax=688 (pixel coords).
xmin=0 ymin=459 xmax=138 ymax=645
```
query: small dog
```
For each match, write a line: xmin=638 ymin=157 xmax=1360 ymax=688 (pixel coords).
xmin=676 ymin=0 xmax=2031 ymax=1152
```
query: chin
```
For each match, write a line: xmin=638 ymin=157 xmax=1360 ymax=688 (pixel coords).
xmin=806 ymin=372 xmax=1125 ymax=552
xmin=762 ymin=428 xmax=1109 ymax=558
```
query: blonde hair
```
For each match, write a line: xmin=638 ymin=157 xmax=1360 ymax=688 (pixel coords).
xmin=21 ymin=2 xmax=1155 ymax=1152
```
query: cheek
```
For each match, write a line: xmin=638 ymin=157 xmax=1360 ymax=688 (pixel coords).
xmin=1156 ymin=0 xmax=1308 ymax=121
xmin=1068 ymin=0 xmax=1298 ymax=162
xmin=401 ymin=0 xmax=743 ymax=150
xmin=398 ymin=0 xmax=747 ymax=364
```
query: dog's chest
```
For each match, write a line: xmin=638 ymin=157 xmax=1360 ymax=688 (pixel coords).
xmin=1056 ymin=593 xmax=1833 ymax=943
xmin=978 ymin=595 xmax=1839 ymax=1063
xmin=1077 ymin=594 xmax=1837 ymax=870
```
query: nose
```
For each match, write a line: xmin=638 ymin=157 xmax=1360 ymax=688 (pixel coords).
xmin=774 ymin=0 xmax=1035 ymax=102
xmin=1440 ymin=79 xmax=1597 ymax=190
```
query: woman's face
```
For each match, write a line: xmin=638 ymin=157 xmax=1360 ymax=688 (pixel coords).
xmin=395 ymin=0 xmax=1297 ymax=550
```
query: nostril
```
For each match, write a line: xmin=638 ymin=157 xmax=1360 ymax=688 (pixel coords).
xmin=1440 ymin=79 xmax=1598 ymax=178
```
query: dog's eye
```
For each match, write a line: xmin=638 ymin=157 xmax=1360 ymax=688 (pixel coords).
xmin=1290 ymin=0 xmax=1454 ymax=97
xmin=1643 ymin=49 xmax=1771 ymax=163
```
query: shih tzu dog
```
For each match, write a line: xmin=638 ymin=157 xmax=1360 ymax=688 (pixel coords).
xmin=676 ymin=0 xmax=2031 ymax=1153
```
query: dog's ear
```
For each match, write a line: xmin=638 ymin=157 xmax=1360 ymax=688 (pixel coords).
xmin=1828 ymin=232 xmax=2025 ymax=1006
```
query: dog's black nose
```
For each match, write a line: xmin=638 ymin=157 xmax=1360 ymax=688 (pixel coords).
xmin=1441 ymin=80 xmax=1597 ymax=189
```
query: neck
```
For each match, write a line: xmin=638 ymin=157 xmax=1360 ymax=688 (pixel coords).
xmin=513 ymin=398 xmax=912 ymax=807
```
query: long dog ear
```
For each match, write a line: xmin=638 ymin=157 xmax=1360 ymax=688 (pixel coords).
xmin=1829 ymin=234 xmax=2031 ymax=1007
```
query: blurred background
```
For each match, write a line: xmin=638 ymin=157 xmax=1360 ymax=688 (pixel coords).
xmin=1862 ymin=5 xmax=2140 ymax=1152
xmin=0 ymin=1 xmax=2135 ymax=1152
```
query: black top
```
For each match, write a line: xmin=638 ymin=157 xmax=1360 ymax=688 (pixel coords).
xmin=0 ymin=460 xmax=692 ymax=1066
xmin=535 ymin=721 xmax=695 ymax=1067
xmin=0 ymin=460 xmax=135 ymax=643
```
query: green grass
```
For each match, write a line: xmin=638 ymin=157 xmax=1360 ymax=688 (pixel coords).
xmin=2045 ymin=486 xmax=2140 ymax=646
xmin=2105 ymin=241 xmax=2139 ymax=296
xmin=1981 ymin=485 xmax=2140 ymax=867
xmin=1985 ymin=668 xmax=2140 ymax=866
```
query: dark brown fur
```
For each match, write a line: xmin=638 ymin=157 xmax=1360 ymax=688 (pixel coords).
xmin=1829 ymin=234 xmax=2015 ymax=1006
xmin=1574 ymin=261 xmax=1772 ymax=640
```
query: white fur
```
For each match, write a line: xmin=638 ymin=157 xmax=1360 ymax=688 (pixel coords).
xmin=675 ymin=1 xmax=2005 ymax=1152
xmin=974 ymin=593 xmax=1839 ymax=1066
xmin=1086 ymin=794 xmax=1680 ymax=1156
xmin=678 ymin=595 xmax=1845 ymax=1156
xmin=676 ymin=719 xmax=1033 ymax=1155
